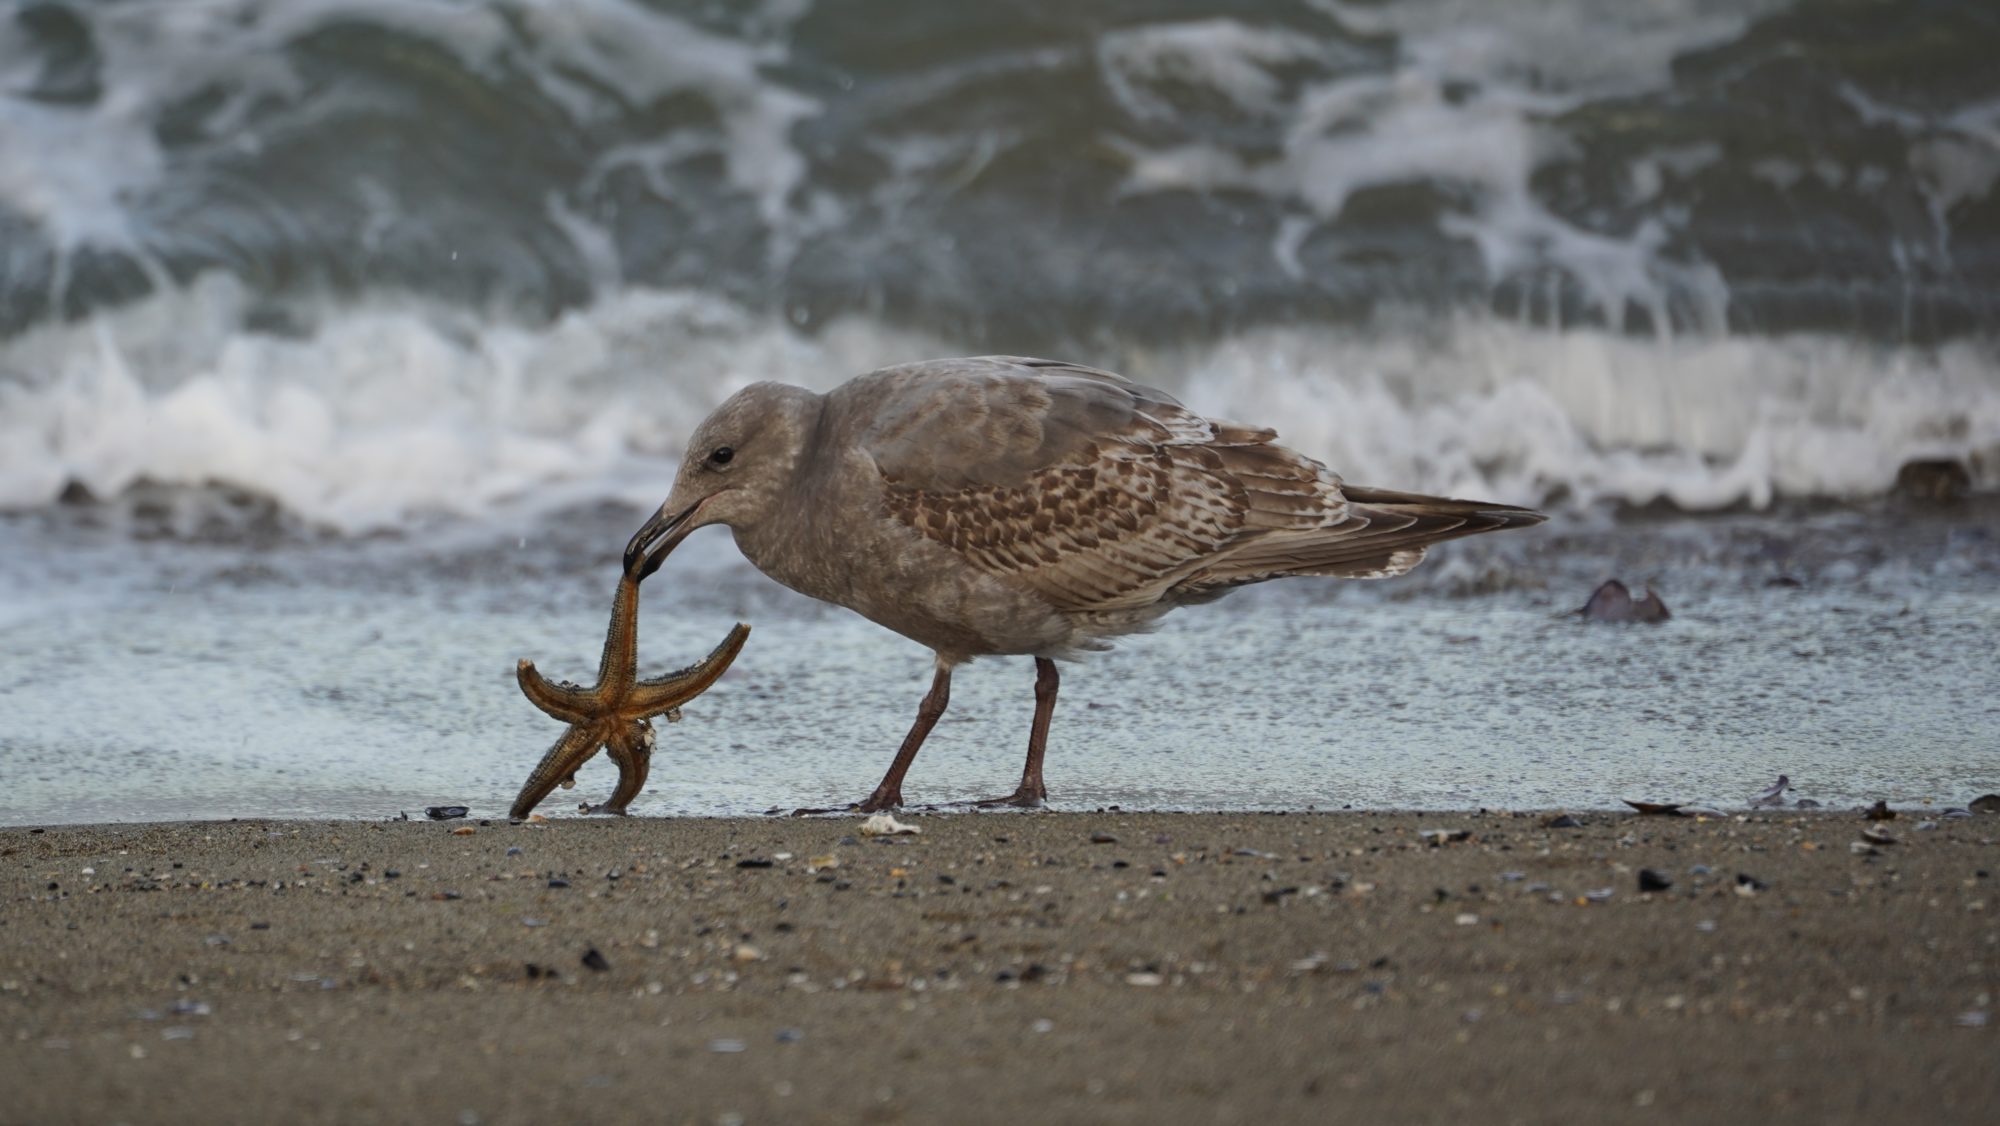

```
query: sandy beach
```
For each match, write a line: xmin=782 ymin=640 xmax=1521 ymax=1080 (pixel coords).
xmin=3 ymin=809 xmax=1995 ymax=1124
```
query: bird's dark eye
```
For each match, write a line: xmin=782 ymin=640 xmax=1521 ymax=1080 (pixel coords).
xmin=708 ymin=446 xmax=735 ymax=466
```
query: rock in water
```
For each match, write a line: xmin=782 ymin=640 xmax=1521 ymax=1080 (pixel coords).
xmin=1579 ymin=579 xmax=1670 ymax=623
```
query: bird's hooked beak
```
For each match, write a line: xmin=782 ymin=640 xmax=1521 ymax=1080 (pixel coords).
xmin=623 ymin=498 xmax=703 ymax=580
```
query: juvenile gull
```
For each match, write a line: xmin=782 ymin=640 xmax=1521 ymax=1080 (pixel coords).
xmin=625 ymin=356 xmax=1544 ymax=811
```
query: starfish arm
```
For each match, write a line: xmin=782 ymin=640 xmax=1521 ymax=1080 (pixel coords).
xmin=593 ymin=720 xmax=655 ymax=815
xmin=626 ymin=623 xmax=751 ymax=715
xmin=509 ymin=722 xmax=606 ymax=821
xmin=594 ymin=573 xmax=644 ymax=698
xmin=516 ymin=659 xmax=598 ymax=724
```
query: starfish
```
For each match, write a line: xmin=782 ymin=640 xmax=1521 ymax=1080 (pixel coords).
xmin=511 ymin=566 xmax=749 ymax=820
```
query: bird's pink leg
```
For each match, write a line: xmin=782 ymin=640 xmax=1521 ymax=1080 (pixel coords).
xmin=794 ymin=664 xmax=952 ymax=815
xmin=972 ymin=657 xmax=1056 ymax=809
xmin=855 ymin=664 xmax=952 ymax=812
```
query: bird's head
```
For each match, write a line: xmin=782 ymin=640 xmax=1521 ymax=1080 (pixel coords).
xmin=624 ymin=381 xmax=822 ymax=580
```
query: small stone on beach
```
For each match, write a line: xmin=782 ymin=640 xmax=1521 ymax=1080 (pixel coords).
xmin=1623 ymin=800 xmax=1687 ymax=817
xmin=1748 ymin=775 xmax=1790 ymax=808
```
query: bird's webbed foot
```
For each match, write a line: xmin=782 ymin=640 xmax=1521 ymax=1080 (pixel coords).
xmin=958 ymin=785 xmax=1049 ymax=811
xmin=783 ymin=787 xmax=904 ymax=817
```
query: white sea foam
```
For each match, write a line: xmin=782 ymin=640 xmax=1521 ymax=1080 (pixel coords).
xmin=1102 ymin=1 xmax=1797 ymax=332
xmin=1168 ymin=322 xmax=2000 ymax=509
xmin=0 ymin=276 xmax=928 ymax=530
xmin=0 ymin=0 xmax=817 ymax=289
xmin=2 ymin=277 xmax=1992 ymax=532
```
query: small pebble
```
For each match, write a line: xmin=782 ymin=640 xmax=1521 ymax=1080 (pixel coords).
xmin=1089 ymin=832 xmax=1117 ymax=844
xmin=708 ymin=1039 xmax=747 ymax=1054
xmin=1544 ymin=814 xmax=1582 ymax=829
xmin=582 ymin=948 xmax=610 ymax=972
xmin=1637 ymin=869 xmax=1673 ymax=892
xmin=523 ymin=918 xmax=548 ymax=927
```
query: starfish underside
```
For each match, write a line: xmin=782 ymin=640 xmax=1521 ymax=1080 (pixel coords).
xmin=511 ymin=573 xmax=749 ymax=819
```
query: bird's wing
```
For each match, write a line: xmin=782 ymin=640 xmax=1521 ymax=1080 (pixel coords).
xmin=851 ymin=356 xmax=1352 ymax=612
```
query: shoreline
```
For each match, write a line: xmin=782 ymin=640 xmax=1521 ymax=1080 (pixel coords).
xmin=5 ymin=810 xmax=1996 ymax=1123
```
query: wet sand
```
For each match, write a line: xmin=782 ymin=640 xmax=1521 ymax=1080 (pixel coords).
xmin=4 ymin=810 xmax=1995 ymax=1124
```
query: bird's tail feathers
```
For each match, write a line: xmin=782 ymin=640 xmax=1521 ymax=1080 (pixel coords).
xmin=1173 ymin=486 xmax=1545 ymax=593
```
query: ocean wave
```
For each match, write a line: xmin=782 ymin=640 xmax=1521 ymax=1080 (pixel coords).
xmin=3 ymin=276 xmax=1992 ymax=533
xmin=2 ymin=0 xmax=1996 ymax=340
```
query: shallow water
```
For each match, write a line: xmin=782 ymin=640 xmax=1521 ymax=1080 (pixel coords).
xmin=3 ymin=500 xmax=1994 ymax=825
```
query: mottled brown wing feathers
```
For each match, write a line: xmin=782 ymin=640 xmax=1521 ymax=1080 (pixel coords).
xmin=861 ymin=357 xmax=1540 ymax=611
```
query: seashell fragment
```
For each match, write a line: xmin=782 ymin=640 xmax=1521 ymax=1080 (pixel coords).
xmin=1748 ymin=775 xmax=1790 ymax=808
xmin=1860 ymin=825 xmax=1897 ymax=846
xmin=859 ymin=813 xmax=921 ymax=837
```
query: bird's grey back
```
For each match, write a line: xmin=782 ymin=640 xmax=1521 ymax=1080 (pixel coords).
xmin=827 ymin=356 xmax=1186 ymax=490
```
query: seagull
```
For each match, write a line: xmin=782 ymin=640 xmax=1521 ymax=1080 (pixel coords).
xmin=624 ymin=356 xmax=1544 ymax=811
